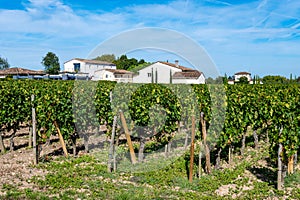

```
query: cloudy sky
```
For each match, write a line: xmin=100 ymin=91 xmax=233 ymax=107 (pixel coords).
xmin=1 ymin=0 xmax=300 ymax=78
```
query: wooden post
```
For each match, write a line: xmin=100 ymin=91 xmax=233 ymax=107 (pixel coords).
xmin=189 ymin=115 xmax=195 ymax=183
xmin=253 ymin=129 xmax=259 ymax=150
xmin=241 ymin=132 xmax=246 ymax=155
xmin=288 ymin=155 xmax=294 ymax=175
xmin=200 ymin=112 xmax=211 ymax=174
xmin=108 ymin=115 xmax=117 ymax=172
xmin=110 ymin=91 xmax=113 ymax=103
xmin=165 ymin=144 xmax=168 ymax=158
xmin=198 ymin=142 xmax=202 ymax=178
xmin=54 ymin=121 xmax=69 ymax=157
xmin=114 ymin=132 xmax=120 ymax=172
xmin=277 ymin=143 xmax=283 ymax=190
xmin=119 ymin=111 xmax=137 ymax=164
xmin=28 ymin=126 xmax=32 ymax=148
xmin=10 ymin=128 xmax=16 ymax=151
xmin=228 ymin=145 xmax=232 ymax=165
xmin=294 ymin=153 xmax=298 ymax=173
xmin=32 ymin=95 xmax=38 ymax=165
xmin=168 ymin=141 xmax=172 ymax=153
xmin=0 ymin=132 xmax=5 ymax=153
xmin=277 ymin=127 xmax=283 ymax=190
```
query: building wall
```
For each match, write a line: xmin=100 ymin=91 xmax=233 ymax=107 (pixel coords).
xmin=93 ymin=70 xmax=114 ymax=81
xmin=83 ymin=64 xmax=116 ymax=78
xmin=234 ymin=74 xmax=251 ymax=82
xmin=64 ymin=59 xmax=116 ymax=77
xmin=115 ymin=74 xmax=133 ymax=83
xmin=93 ymin=70 xmax=133 ymax=83
xmin=133 ymin=62 xmax=181 ymax=83
xmin=64 ymin=60 xmax=85 ymax=72
xmin=172 ymin=74 xmax=205 ymax=84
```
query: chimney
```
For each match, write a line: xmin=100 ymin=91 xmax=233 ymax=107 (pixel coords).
xmin=175 ymin=60 xmax=179 ymax=67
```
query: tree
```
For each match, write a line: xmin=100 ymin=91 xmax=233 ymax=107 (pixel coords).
xmin=113 ymin=54 xmax=145 ymax=70
xmin=0 ymin=56 xmax=9 ymax=69
xmin=237 ymin=76 xmax=249 ymax=84
xmin=205 ymin=76 xmax=226 ymax=84
xmin=262 ymin=75 xmax=288 ymax=84
xmin=42 ymin=52 xmax=60 ymax=74
xmin=93 ymin=54 xmax=115 ymax=63
xmin=205 ymin=77 xmax=214 ymax=84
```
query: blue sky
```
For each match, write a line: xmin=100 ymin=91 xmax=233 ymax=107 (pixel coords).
xmin=0 ymin=0 xmax=300 ymax=78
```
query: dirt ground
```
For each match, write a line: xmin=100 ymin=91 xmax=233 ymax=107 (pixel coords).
xmin=0 ymin=125 xmax=109 ymax=195
xmin=0 ymin=127 xmax=61 ymax=195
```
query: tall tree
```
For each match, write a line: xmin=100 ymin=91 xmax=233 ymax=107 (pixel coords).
xmin=42 ymin=52 xmax=60 ymax=74
xmin=0 ymin=56 xmax=9 ymax=69
xmin=93 ymin=54 xmax=115 ymax=63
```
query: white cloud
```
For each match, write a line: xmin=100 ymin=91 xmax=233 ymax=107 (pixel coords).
xmin=0 ymin=0 xmax=299 ymax=76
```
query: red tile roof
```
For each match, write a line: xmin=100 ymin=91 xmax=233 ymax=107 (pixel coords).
xmin=103 ymin=69 xmax=133 ymax=75
xmin=0 ymin=67 xmax=45 ymax=75
xmin=235 ymin=71 xmax=251 ymax=75
xmin=173 ymin=70 xmax=202 ymax=79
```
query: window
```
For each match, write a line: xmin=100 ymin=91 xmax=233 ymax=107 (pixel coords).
xmin=74 ymin=63 xmax=80 ymax=72
xmin=106 ymin=74 xmax=108 ymax=78
xmin=147 ymin=73 xmax=152 ymax=77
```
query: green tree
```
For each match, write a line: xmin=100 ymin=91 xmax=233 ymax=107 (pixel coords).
xmin=262 ymin=75 xmax=288 ymax=84
xmin=237 ymin=76 xmax=249 ymax=84
xmin=0 ymin=56 xmax=9 ymax=69
xmin=205 ymin=77 xmax=214 ymax=84
xmin=138 ymin=59 xmax=145 ymax=65
xmin=215 ymin=76 xmax=226 ymax=84
xmin=93 ymin=54 xmax=115 ymax=63
xmin=42 ymin=52 xmax=60 ymax=74
xmin=113 ymin=55 xmax=146 ymax=70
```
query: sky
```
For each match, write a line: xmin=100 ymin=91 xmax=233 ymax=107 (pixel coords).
xmin=0 ymin=0 xmax=300 ymax=78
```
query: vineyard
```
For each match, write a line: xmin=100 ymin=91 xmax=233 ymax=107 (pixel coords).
xmin=0 ymin=80 xmax=300 ymax=199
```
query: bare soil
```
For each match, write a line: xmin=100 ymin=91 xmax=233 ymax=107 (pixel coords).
xmin=0 ymin=127 xmax=62 ymax=195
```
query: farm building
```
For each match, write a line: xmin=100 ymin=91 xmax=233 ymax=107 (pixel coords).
xmin=0 ymin=67 xmax=45 ymax=79
xmin=234 ymin=72 xmax=252 ymax=83
xmin=132 ymin=61 xmax=205 ymax=84
xmin=64 ymin=58 xmax=116 ymax=78
xmin=93 ymin=69 xmax=133 ymax=82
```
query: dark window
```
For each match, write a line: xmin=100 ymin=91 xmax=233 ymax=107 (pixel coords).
xmin=147 ymin=73 xmax=152 ymax=77
xmin=74 ymin=63 xmax=80 ymax=72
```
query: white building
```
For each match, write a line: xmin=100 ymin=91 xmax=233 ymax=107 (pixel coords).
xmin=234 ymin=72 xmax=252 ymax=83
xmin=64 ymin=58 xmax=116 ymax=78
xmin=93 ymin=69 xmax=133 ymax=82
xmin=172 ymin=70 xmax=205 ymax=84
xmin=133 ymin=61 xmax=205 ymax=84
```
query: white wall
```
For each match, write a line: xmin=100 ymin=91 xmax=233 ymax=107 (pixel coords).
xmin=64 ymin=59 xmax=116 ymax=77
xmin=234 ymin=74 xmax=251 ymax=82
xmin=93 ymin=70 xmax=114 ymax=81
xmin=64 ymin=59 xmax=85 ymax=72
xmin=82 ymin=64 xmax=115 ymax=78
xmin=93 ymin=70 xmax=133 ymax=83
xmin=173 ymin=74 xmax=205 ymax=84
xmin=133 ymin=62 xmax=181 ymax=83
